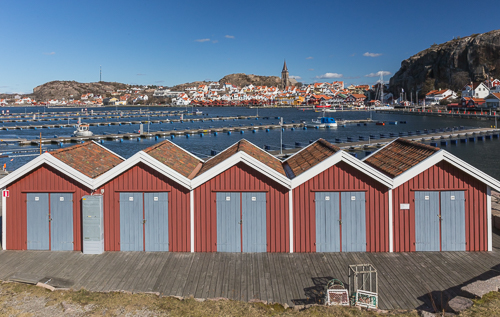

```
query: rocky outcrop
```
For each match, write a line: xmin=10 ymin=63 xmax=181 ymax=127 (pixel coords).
xmin=218 ymin=73 xmax=281 ymax=87
xmin=389 ymin=29 xmax=500 ymax=96
xmin=32 ymin=81 xmax=130 ymax=101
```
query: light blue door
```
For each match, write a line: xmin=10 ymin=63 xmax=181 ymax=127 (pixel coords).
xmin=441 ymin=191 xmax=466 ymax=251
xmin=27 ymin=193 xmax=49 ymax=250
xmin=242 ymin=192 xmax=267 ymax=252
xmin=315 ymin=192 xmax=341 ymax=252
xmin=217 ymin=192 xmax=241 ymax=252
xmin=144 ymin=192 xmax=169 ymax=252
xmin=120 ymin=192 xmax=144 ymax=251
xmin=50 ymin=193 xmax=74 ymax=251
xmin=415 ymin=191 xmax=440 ymax=251
xmin=341 ymin=192 xmax=366 ymax=252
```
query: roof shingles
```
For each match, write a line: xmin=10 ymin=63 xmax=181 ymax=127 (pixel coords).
xmin=196 ymin=139 xmax=285 ymax=176
xmin=143 ymin=140 xmax=203 ymax=179
xmin=364 ymin=138 xmax=439 ymax=177
xmin=50 ymin=141 xmax=123 ymax=178
xmin=283 ymin=138 xmax=340 ymax=178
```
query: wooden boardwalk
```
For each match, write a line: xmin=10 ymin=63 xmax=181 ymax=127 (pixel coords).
xmin=1 ymin=232 xmax=500 ymax=310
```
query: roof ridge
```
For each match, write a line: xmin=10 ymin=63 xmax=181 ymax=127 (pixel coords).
xmin=50 ymin=141 xmax=89 ymax=155
xmin=396 ymin=138 xmax=440 ymax=152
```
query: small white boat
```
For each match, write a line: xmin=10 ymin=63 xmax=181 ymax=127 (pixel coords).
xmin=307 ymin=116 xmax=338 ymax=128
xmin=73 ymin=123 xmax=93 ymax=137
xmin=192 ymin=109 xmax=203 ymax=115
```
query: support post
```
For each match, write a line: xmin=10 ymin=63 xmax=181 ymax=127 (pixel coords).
xmin=388 ymin=189 xmax=393 ymax=252
xmin=289 ymin=189 xmax=293 ymax=253
xmin=2 ymin=188 xmax=6 ymax=250
xmin=190 ymin=190 xmax=194 ymax=253
xmin=487 ymin=186 xmax=492 ymax=252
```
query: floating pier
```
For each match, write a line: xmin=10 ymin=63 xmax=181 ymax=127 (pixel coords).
xmin=272 ymin=127 xmax=500 ymax=157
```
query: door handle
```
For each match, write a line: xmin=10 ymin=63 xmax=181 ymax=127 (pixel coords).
xmin=143 ymin=219 xmax=147 ymax=224
xmin=238 ymin=220 xmax=243 ymax=225
xmin=338 ymin=219 xmax=342 ymax=225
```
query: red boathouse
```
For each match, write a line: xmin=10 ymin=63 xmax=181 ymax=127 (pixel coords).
xmin=191 ymin=140 xmax=291 ymax=253
xmin=1 ymin=142 xmax=123 ymax=251
xmin=364 ymin=138 xmax=500 ymax=252
xmin=93 ymin=140 xmax=202 ymax=252
xmin=284 ymin=139 xmax=393 ymax=253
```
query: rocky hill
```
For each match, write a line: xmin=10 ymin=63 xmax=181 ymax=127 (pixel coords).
xmin=31 ymin=81 xmax=131 ymax=100
xmin=218 ymin=73 xmax=281 ymax=87
xmin=170 ymin=73 xmax=282 ymax=91
xmin=389 ymin=29 xmax=500 ymax=96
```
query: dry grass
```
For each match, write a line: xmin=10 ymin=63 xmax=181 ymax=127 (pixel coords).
xmin=0 ymin=281 xmax=425 ymax=316
xmin=459 ymin=292 xmax=500 ymax=316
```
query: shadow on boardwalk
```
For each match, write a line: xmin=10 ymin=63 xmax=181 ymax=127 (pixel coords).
xmin=1 ymin=232 xmax=500 ymax=310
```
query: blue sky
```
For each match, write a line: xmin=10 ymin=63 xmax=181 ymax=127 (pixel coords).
xmin=1 ymin=0 xmax=499 ymax=94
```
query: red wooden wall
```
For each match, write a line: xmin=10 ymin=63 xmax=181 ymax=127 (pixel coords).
xmin=96 ymin=162 xmax=191 ymax=252
xmin=193 ymin=162 xmax=289 ymax=252
xmin=6 ymin=164 xmax=91 ymax=250
xmin=392 ymin=161 xmax=487 ymax=252
xmin=293 ymin=161 xmax=389 ymax=253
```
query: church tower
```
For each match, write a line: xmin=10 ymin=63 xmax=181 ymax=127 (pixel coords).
xmin=281 ymin=60 xmax=290 ymax=89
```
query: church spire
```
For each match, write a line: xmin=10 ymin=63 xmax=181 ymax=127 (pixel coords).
xmin=281 ymin=60 xmax=290 ymax=89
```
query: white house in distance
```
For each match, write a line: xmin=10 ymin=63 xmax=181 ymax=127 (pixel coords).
xmin=425 ymin=89 xmax=457 ymax=105
xmin=484 ymin=92 xmax=500 ymax=109
xmin=462 ymin=82 xmax=490 ymax=99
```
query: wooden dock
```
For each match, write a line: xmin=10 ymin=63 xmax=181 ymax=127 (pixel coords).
xmin=1 ymin=231 xmax=500 ymax=311
xmin=16 ymin=121 xmax=302 ymax=146
xmin=0 ymin=115 xmax=259 ymax=131
xmin=376 ymin=108 xmax=500 ymax=121
xmin=274 ymin=127 xmax=500 ymax=156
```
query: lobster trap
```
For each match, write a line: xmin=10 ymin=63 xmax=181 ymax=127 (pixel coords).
xmin=348 ymin=264 xmax=378 ymax=308
xmin=324 ymin=279 xmax=349 ymax=306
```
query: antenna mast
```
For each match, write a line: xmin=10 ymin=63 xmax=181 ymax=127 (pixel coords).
xmin=100 ymin=65 xmax=102 ymax=82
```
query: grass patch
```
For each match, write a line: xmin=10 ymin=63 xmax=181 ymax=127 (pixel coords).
xmin=0 ymin=281 xmax=424 ymax=316
xmin=459 ymin=291 xmax=500 ymax=316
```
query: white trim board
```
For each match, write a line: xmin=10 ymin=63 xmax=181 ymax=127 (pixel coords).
xmin=392 ymin=150 xmax=500 ymax=191
xmin=93 ymin=151 xmax=192 ymax=190
xmin=290 ymin=151 xmax=393 ymax=189
xmin=0 ymin=153 xmax=94 ymax=190
xmin=191 ymin=151 xmax=291 ymax=189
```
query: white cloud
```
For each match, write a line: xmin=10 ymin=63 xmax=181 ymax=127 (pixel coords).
xmin=365 ymin=70 xmax=392 ymax=77
xmin=212 ymin=40 xmax=218 ymax=43
xmin=306 ymin=56 xmax=314 ymax=60
xmin=363 ymin=52 xmax=382 ymax=57
xmin=195 ymin=38 xmax=210 ymax=42
xmin=43 ymin=52 xmax=55 ymax=55
xmin=290 ymin=75 xmax=302 ymax=80
xmin=225 ymin=35 xmax=235 ymax=39
xmin=315 ymin=73 xmax=343 ymax=79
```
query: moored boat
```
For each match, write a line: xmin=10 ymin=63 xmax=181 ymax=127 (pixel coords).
xmin=73 ymin=123 xmax=93 ymax=137
xmin=307 ymin=116 xmax=338 ymax=128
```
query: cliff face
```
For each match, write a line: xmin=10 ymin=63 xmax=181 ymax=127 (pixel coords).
xmin=389 ymin=29 xmax=500 ymax=95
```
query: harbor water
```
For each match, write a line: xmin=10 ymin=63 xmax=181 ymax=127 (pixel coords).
xmin=1 ymin=106 xmax=500 ymax=179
